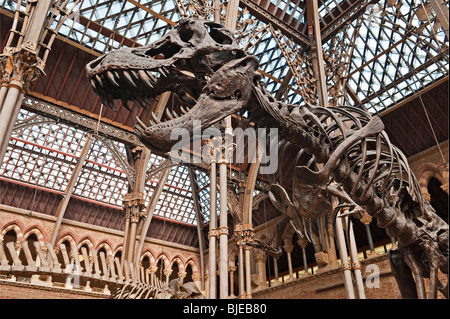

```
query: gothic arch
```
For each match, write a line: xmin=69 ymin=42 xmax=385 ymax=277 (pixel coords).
xmin=155 ymin=252 xmax=171 ymax=269
xmin=417 ymin=163 xmax=444 ymax=201
xmin=77 ymin=237 xmax=95 ymax=251
xmin=1 ymin=223 xmax=24 ymax=241
xmin=95 ymin=241 xmax=114 ymax=256
xmin=23 ymin=227 xmax=46 ymax=246
xmin=139 ymin=250 xmax=156 ymax=267
xmin=55 ymin=233 xmax=78 ymax=248
xmin=185 ymin=258 xmax=200 ymax=274
xmin=171 ymin=255 xmax=186 ymax=272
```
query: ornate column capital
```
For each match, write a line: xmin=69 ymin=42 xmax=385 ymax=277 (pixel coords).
xmin=297 ymin=237 xmax=309 ymax=249
xmin=0 ymin=44 xmax=45 ymax=90
xmin=283 ymin=243 xmax=294 ymax=253
xmin=163 ymin=269 xmax=173 ymax=277
xmin=234 ymin=223 xmax=254 ymax=246
xmin=148 ymin=266 xmax=158 ymax=274
xmin=360 ymin=211 xmax=373 ymax=225
xmin=208 ymin=228 xmax=218 ymax=240
xmin=122 ymin=192 xmax=145 ymax=223
xmin=218 ymin=225 xmax=229 ymax=236
xmin=192 ymin=273 xmax=202 ymax=282
xmin=228 ymin=266 xmax=237 ymax=273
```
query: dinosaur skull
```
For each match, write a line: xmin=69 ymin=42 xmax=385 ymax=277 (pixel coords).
xmin=86 ymin=18 xmax=258 ymax=154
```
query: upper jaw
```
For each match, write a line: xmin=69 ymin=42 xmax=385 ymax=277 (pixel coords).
xmin=134 ymin=56 xmax=259 ymax=155
xmin=84 ymin=18 xmax=244 ymax=109
xmin=85 ymin=49 xmax=205 ymax=110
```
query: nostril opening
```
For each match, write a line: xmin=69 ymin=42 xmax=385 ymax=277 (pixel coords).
xmin=87 ymin=55 xmax=106 ymax=72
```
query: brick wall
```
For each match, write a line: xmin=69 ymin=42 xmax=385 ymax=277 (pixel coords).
xmin=253 ymin=254 xmax=447 ymax=299
xmin=0 ymin=280 xmax=108 ymax=299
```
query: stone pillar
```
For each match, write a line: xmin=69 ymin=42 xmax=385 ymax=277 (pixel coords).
xmin=255 ymin=253 xmax=268 ymax=288
xmin=297 ymin=237 xmax=310 ymax=277
xmin=148 ymin=266 xmax=158 ymax=285
xmin=228 ymin=265 xmax=237 ymax=298
xmin=163 ymin=269 xmax=173 ymax=286
xmin=283 ymin=243 xmax=294 ymax=281
xmin=178 ymin=271 xmax=187 ymax=284
xmin=238 ymin=244 xmax=245 ymax=298
xmin=234 ymin=223 xmax=254 ymax=298
xmin=234 ymin=224 xmax=255 ymax=299
xmin=122 ymin=192 xmax=145 ymax=264
xmin=208 ymin=151 xmax=218 ymax=299
xmin=335 ymin=212 xmax=355 ymax=299
xmin=348 ymin=218 xmax=366 ymax=299
xmin=244 ymin=246 xmax=252 ymax=298
xmin=272 ymin=256 xmax=280 ymax=286
xmin=441 ymin=162 xmax=449 ymax=194
xmin=0 ymin=0 xmax=56 ymax=166
xmin=360 ymin=211 xmax=377 ymax=257
xmin=218 ymin=159 xmax=229 ymax=299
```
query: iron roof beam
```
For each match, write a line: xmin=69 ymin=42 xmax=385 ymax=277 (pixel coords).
xmin=240 ymin=0 xmax=311 ymax=47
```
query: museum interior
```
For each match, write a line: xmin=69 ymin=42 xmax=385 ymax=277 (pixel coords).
xmin=0 ymin=0 xmax=448 ymax=299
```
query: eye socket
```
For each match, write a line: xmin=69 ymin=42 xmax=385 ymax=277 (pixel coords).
xmin=206 ymin=24 xmax=233 ymax=45
xmin=180 ymin=28 xmax=193 ymax=42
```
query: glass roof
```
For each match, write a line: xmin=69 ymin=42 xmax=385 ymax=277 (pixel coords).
xmin=347 ymin=0 xmax=448 ymax=113
xmin=1 ymin=0 xmax=448 ymax=229
xmin=1 ymin=109 xmax=213 ymax=225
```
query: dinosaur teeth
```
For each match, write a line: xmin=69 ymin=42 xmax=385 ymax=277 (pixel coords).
xmin=130 ymin=70 xmax=140 ymax=81
xmin=180 ymin=70 xmax=195 ymax=78
xmin=158 ymin=67 xmax=168 ymax=78
xmin=145 ymin=70 xmax=157 ymax=82
xmin=100 ymin=92 xmax=116 ymax=111
xmin=123 ymin=70 xmax=137 ymax=88
xmin=135 ymin=95 xmax=147 ymax=108
xmin=137 ymin=70 xmax=154 ymax=89
xmin=135 ymin=117 xmax=148 ymax=131
xmin=180 ymin=106 xmax=188 ymax=114
xmin=105 ymin=94 xmax=115 ymax=109
xmin=121 ymin=97 xmax=131 ymax=110
xmin=151 ymin=112 xmax=161 ymax=124
xmin=90 ymin=79 xmax=97 ymax=91
xmin=165 ymin=108 xmax=174 ymax=120
xmin=106 ymin=71 xmax=120 ymax=87
xmin=95 ymin=74 xmax=104 ymax=89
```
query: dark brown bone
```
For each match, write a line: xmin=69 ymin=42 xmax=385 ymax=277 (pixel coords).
xmin=87 ymin=18 xmax=448 ymax=299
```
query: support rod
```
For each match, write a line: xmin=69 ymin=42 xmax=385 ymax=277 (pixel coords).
xmin=219 ymin=159 xmax=229 ymax=299
xmin=238 ymin=245 xmax=245 ymax=298
xmin=347 ymin=216 xmax=366 ymax=299
xmin=309 ymin=0 xmax=329 ymax=107
xmin=335 ymin=211 xmax=356 ymax=299
xmin=188 ymin=167 xmax=206 ymax=292
xmin=135 ymin=167 xmax=171 ymax=263
xmin=50 ymin=134 xmax=93 ymax=245
xmin=429 ymin=0 xmax=449 ymax=39
xmin=208 ymin=158 xmax=218 ymax=298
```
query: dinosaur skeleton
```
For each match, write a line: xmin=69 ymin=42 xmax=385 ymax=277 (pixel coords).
xmin=86 ymin=18 xmax=448 ymax=299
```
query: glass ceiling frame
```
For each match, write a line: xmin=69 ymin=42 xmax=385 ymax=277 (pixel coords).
xmin=1 ymin=0 xmax=448 ymax=229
